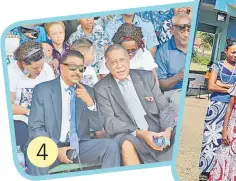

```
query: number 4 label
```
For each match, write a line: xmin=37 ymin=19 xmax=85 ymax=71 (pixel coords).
xmin=37 ymin=143 xmax=48 ymax=160
xmin=27 ymin=137 xmax=58 ymax=167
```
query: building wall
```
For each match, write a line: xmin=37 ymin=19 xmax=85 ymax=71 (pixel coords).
xmin=197 ymin=7 xmax=229 ymax=61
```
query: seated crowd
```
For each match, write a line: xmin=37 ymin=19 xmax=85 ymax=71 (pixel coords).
xmin=7 ymin=8 xmax=192 ymax=175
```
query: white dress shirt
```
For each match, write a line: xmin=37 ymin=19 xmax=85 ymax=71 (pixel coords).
xmin=59 ymin=77 xmax=97 ymax=142
xmin=59 ymin=77 xmax=71 ymax=142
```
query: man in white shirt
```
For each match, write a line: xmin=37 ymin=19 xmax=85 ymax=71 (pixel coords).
xmin=25 ymin=50 xmax=120 ymax=176
xmin=94 ymin=44 xmax=176 ymax=165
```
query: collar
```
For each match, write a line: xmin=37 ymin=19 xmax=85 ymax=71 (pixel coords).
xmin=60 ymin=76 xmax=69 ymax=92
xmin=168 ymin=36 xmax=177 ymax=50
xmin=168 ymin=36 xmax=186 ymax=54
xmin=114 ymin=75 xmax=132 ymax=84
xmin=117 ymin=14 xmax=139 ymax=25
xmin=60 ymin=76 xmax=77 ymax=92
xmin=51 ymin=42 xmax=69 ymax=53
xmin=76 ymin=24 xmax=96 ymax=37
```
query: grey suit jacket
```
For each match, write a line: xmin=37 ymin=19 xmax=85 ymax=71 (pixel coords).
xmin=94 ymin=69 xmax=176 ymax=137
xmin=26 ymin=76 xmax=103 ymax=147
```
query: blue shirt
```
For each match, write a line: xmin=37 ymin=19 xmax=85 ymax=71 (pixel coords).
xmin=210 ymin=61 xmax=236 ymax=103
xmin=105 ymin=14 xmax=158 ymax=50
xmin=155 ymin=37 xmax=186 ymax=89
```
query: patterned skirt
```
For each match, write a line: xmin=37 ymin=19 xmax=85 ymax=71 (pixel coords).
xmin=199 ymin=101 xmax=228 ymax=173
xmin=209 ymin=106 xmax=236 ymax=181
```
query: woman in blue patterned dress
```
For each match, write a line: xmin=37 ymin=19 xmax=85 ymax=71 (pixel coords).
xmin=199 ymin=39 xmax=236 ymax=181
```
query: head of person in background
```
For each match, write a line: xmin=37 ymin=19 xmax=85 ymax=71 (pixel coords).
xmin=44 ymin=22 xmax=69 ymax=69
xmin=171 ymin=13 xmax=191 ymax=52
xmin=60 ymin=50 xmax=86 ymax=86
xmin=45 ymin=22 xmax=65 ymax=47
xmin=121 ymin=13 xmax=135 ymax=21
xmin=112 ymin=23 xmax=144 ymax=59
xmin=42 ymin=42 xmax=53 ymax=60
xmin=173 ymin=7 xmax=192 ymax=16
xmin=71 ymin=38 xmax=94 ymax=66
xmin=111 ymin=23 xmax=159 ymax=82
xmin=78 ymin=18 xmax=94 ymax=35
xmin=42 ymin=42 xmax=59 ymax=75
xmin=71 ymin=38 xmax=99 ymax=88
xmin=14 ymin=41 xmax=45 ymax=79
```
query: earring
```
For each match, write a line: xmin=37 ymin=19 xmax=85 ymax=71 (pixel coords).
xmin=23 ymin=69 xmax=30 ymax=77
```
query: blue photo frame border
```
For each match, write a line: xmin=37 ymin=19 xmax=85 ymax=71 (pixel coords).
xmin=0 ymin=0 xmax=200 ymax=180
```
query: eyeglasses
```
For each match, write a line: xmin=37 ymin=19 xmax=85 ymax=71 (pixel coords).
xmin=62 ymin=63 xmax=86 ymax=72
xmin=173 ymin=24 xmax=191 ymax=33
xmin=126 ymin=48 xmax=138 ymax=55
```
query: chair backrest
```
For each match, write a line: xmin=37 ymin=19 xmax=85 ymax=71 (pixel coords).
xmin=204 ymin=78 xmax=209 ymax=86
xmin=188 ymin=73 xmax=206 ymax=86
xmin=14 ymin=120 xmax=29 ymax=150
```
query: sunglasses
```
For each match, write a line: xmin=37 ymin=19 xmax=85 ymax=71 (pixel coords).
xmin=62 ymin=63 xmax=86 ymax=72
xmin=173 ymin=24 xmax=191 ymax=33
xmin=126 ymin=48 xmax=138 ymax=55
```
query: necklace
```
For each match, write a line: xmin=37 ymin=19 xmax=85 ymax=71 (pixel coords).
xmin=219 ymin=61 xmax=236 ymax=84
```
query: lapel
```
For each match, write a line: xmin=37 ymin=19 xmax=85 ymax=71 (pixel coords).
xmin=130 ymin=70 xmax=149 ymax=114
xmin=108 ymin=74 xmax=134 ymax=120
xmin=50 ymin=77 xmax=62 ymax=136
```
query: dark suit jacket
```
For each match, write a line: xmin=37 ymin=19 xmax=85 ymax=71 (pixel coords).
xmin=26 ymin=76 xmax=103 ymax=147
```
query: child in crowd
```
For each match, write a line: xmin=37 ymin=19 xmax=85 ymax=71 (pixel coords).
xmin=41 ymin=42 xmax=59 ymax=76
xmin=44 ymin=22 xmax=69 ymax=70
xmin=68 ymin=17 xmax=111 ymax=77
xmin=71 ymin=38 xmax=98 ymax=87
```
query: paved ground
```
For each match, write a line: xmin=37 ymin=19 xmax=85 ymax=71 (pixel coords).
xmin=176 ymin=95 xmax=209 ymax=181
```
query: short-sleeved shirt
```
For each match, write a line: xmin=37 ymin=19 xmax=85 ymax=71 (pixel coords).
xmin=68 ymin=25 xmax=111 ymax=74
xmin=155 ymin=36 xmax=186 ymax=89
xmin=105 ymin=14 xmax=158 ymax=50
xmin=136 ymin=9 xmax=174 ymax=46
xmin=94 ymin=15 xmax=115 ymax=29
xmin=210 ymin=60 xmax=236 ymax=103
xmin=51 ymin=42 xmax=70 ymax=65
xmin=8 ymin=61 xmax=55 ymax=109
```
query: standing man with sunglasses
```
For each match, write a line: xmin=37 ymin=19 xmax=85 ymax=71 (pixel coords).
xmin=155 ymin=13 xmax=191 ymax=111
xmin=25 ymin=50 xmax=120 ymax=176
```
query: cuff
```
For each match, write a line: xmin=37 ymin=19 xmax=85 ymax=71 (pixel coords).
xmin=130 ymin=129 xmax=138 ymax=137
xmin=87 ymin=101 xmax=97 ymax=111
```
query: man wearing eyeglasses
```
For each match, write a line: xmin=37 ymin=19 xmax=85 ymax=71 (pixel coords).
xmin=25 ymin=50 xmax=120 ymax=176
xmin=155 ymin=13 xmax=191 ymax=110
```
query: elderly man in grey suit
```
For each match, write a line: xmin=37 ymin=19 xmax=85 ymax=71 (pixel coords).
xmin=25 ymin=50 xmax=120 ymax=176
xmin=94 ymin=44 xmax=177 ymax=165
